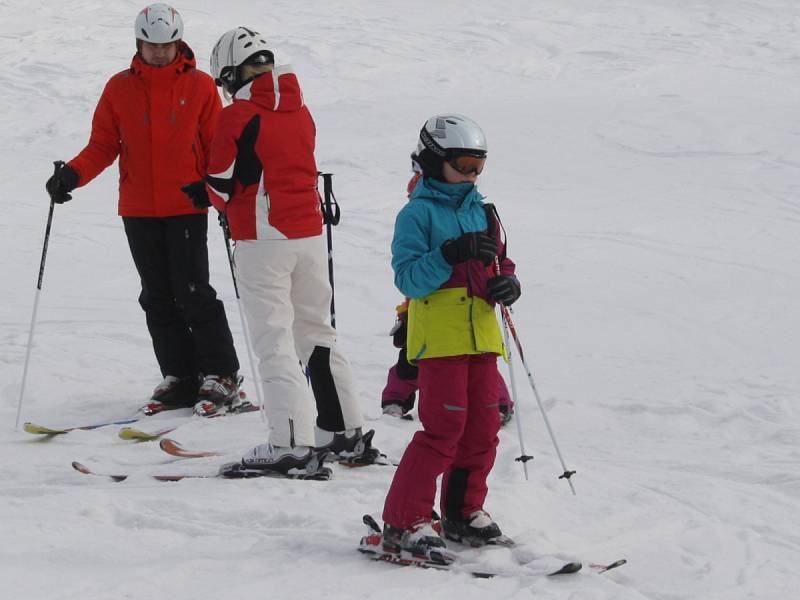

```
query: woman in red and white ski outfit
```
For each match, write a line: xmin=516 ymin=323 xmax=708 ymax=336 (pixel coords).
xmin=183 ymin=28 xmax=373 ymax=472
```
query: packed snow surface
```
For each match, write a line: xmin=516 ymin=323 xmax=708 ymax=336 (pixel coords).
xmin=1 ymin=1 xmax=798 ymax=598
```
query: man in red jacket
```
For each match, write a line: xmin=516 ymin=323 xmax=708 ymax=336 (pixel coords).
xmin=45 ymin=3 xmax=240 ymax=416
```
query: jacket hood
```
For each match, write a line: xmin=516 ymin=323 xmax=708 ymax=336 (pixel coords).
xmin=233 ymin=65 xmax=305 ymax=112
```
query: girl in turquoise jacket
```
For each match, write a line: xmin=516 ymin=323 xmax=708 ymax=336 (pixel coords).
xmin=379 ymin=115 xmax=522 ymax=560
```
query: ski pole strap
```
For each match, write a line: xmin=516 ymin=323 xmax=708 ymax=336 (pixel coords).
xmin=483 ymin=202 xmax=497 ymax=237
xmin=320 ymin=172 xmax=341 ymax=226
xmin=482 ymin=202 xmax=507 ymax=261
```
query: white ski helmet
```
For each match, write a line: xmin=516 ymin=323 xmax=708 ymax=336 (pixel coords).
xmin=135 ymin=3 xmax=183 ymax=43
xmin=413 ymin=114 xmax=487 ymax=180
xmin=211 ymin=27 xmax=274 ymax=93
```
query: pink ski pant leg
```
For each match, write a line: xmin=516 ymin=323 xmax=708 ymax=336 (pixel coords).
xmin=381 ymin=364 xmax=418 ymax=404
xmin=441 ymin=354 xmax=501 ymax=519
xmin=382 ymin=354 xmax=500 ymax=529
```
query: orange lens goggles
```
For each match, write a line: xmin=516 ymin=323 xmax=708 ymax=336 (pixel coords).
xmin=448 ymin=154 xmax=486 ymax=176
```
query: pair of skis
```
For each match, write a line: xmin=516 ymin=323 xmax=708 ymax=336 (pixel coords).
xmin=358 ymin=514 xmax=626 ymax=579
xmin=23 ymin=400 xmax=260 ymax=438
xmin=71 ymin=460 xmax=333 ymax=482
xmin=153 ymin=434 xmax=393 ymax=467
xmin=72 ymin=446 xmax=333 ymax=482
xmin=72 ymin=429 xmax=391 ymax=481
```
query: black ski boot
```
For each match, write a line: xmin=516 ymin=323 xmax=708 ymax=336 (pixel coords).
xmin=315 ymin=427 xmax=386 ymax=465
xmin=442 ymin=510 xmax=513 ymax=547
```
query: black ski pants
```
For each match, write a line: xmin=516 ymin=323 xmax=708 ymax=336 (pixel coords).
xmin=123 ymin=214 xmax=239 ymax=379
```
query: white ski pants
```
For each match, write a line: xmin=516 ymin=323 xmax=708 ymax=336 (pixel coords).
xmin=234 ymin=235 xmax=363 ymax=447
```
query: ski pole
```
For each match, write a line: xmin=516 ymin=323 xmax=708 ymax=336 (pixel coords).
xmin=494 ymin=264 xmax=576 ymax=495
xmin=484 ymin=202 xmax=575 ymax=494
xmin=218 ymin=213 xmax=264 ymax=414
xmin=500 ymin=317 xmax=533 ymax=480
xmin=15 ymin=162 xmax=60 ymax=429
xmin=319 ymin=173 xmax=340 ymax=328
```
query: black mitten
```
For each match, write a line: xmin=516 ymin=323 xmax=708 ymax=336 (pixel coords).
xmin=487 ymin=275 xmax=521 ymax=306
xmin=441 ymin=232 xmax=496 ymax=266
xmin=45 ymin=162 xmax=79 ymax=204
xmin=181 ymin=180 xmax=211 ymax=209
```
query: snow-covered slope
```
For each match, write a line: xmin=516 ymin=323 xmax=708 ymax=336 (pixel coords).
xmin=1 ymin=1 xmax=798 ymax=598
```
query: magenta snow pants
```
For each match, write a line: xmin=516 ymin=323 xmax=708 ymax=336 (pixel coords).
xmin=382 ymin=353 xmax=502 ymax=529
xmin=381 ymin=354 xmax=513 ymax=411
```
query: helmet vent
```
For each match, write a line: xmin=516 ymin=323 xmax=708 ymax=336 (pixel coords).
xmin=135 ymin=4 xmax=183 ymax=43
xmin=211 ymin=26 xmax=273 ymax=94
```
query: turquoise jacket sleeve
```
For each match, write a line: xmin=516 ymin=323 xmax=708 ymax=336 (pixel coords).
xmin=391 ymin=202 xmax=453 ymax=299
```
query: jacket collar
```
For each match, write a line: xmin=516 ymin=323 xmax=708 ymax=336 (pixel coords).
xmin=130 ymin=41 xmax=196 ymax=77
xmin=414 ymin=176 xmax=481 ymax=209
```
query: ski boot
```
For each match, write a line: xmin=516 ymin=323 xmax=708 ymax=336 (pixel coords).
xmin=382 ymin=520 xmax=451 ymax=564
xmin=441 ymin=510 xmax=514 ymax=547
xmin=232 ymin=444 xmax=331 ymax=479
xmin=241 ymin=444 xmax=312 ymax=472
xmin=141 ymin=375 xmax=199 ymax=415
xmin=315 ymin=427 xmax=386 ymax=466
xmin=194 ymin=374 xmax=242 ymax=417
xmin=381 ymin=392 xmax=416 ymax=419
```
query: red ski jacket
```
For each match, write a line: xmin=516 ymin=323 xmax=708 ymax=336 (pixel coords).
xmin=68 ymin=43 xmax=221 ymax=217
xmin=204 ymin=66 xmax=322 ymax=240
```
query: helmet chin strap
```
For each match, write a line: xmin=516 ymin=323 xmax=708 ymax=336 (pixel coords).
xmin=222 ymin=65 xmax=272 ymax=98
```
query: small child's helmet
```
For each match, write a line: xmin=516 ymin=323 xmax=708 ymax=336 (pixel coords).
xmin=412 ymin=114 xmax=487 ymax=180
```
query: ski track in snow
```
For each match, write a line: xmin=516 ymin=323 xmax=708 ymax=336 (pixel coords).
xmin=1 ymin=1 xmax=799 ymax=599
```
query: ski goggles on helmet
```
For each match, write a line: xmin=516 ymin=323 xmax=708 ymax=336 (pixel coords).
xmin=446 ymin=152 xmax=487 ymax=176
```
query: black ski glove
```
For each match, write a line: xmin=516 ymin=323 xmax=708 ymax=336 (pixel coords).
xmin=181 ymin=180 xmax=211 ymax=209
xmin=45 ymin=162 xmax=79 ymax=204
xmin=441 ymin=232 xmax=496 ymax=266
xmin=487 ymin=275 xmax=521 ymax=306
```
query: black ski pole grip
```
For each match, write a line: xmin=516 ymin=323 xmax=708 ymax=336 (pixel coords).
xmin=320 ymin=172 xmax=341 ymax=226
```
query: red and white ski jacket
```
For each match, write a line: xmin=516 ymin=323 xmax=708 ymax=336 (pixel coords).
xmin=205 ymin=66 xmax=322 ymax=240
